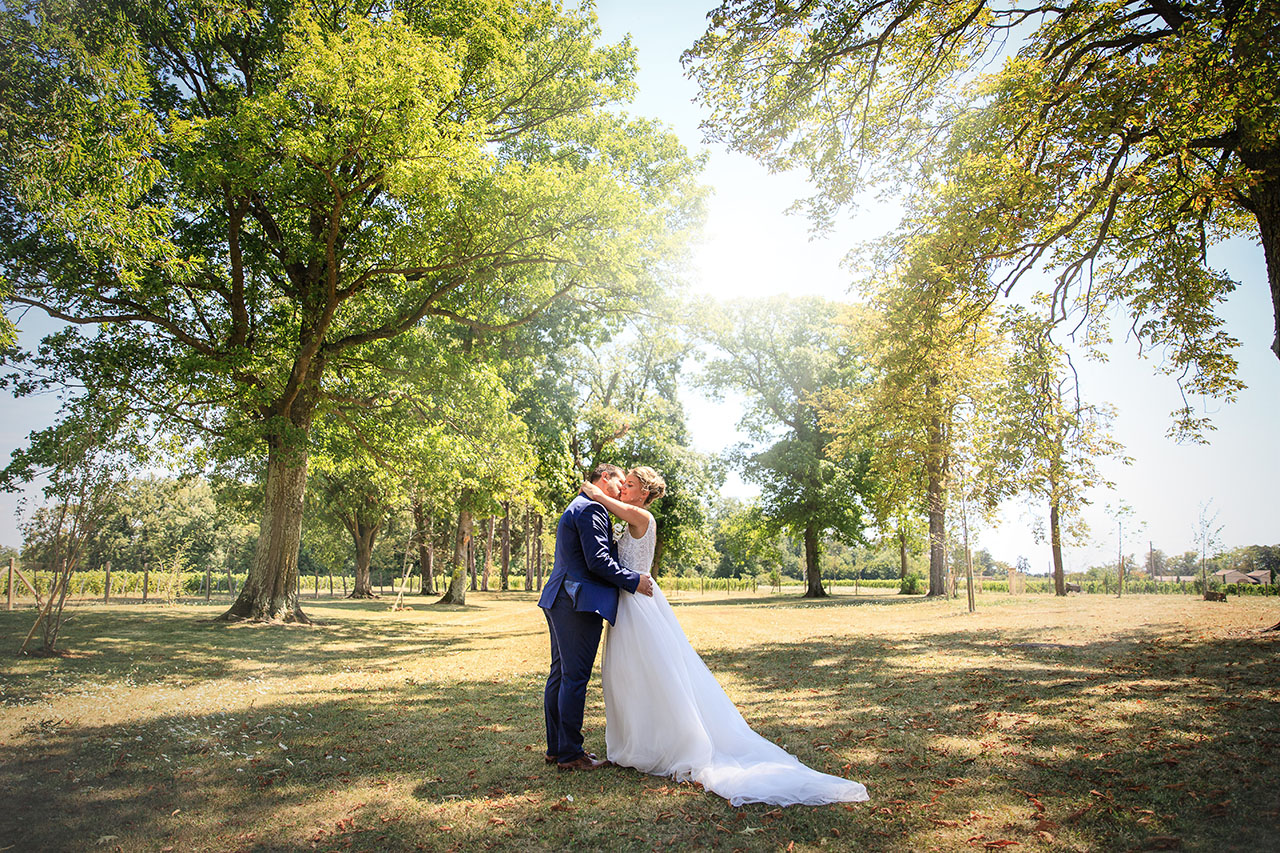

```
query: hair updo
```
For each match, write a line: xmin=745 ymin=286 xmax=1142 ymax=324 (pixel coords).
xmin=628 ymin=466 xmax=666 ymax=506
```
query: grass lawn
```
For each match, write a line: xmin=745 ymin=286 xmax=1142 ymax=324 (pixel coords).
xmin=2 ymin=588 xmax=1278 ymax=852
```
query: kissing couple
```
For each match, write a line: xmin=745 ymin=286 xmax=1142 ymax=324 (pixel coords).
xmin=538 ymin=463 xmax=869 ymax=807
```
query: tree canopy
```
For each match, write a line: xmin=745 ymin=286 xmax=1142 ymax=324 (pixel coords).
xmin=687 ymin=1 xmax=1280 ymax=425
xmin=1 ymin=0 xmax=704 ymax=620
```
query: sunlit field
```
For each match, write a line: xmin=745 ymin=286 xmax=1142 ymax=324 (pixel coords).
xmin=3 ymin=590 xmax=1278 ymax=852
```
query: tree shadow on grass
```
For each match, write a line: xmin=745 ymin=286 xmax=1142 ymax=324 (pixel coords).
xmin=3 ymin=607 xmax=1278 ymax=852
xmin=2 ymin=673 xmax=868 ymax=852
xmin=697 ymin=627 xmax=1280 ymax=852
xmin=0 ymin=678 xmax=542 ymax=851
xmin=0 ymin=606 xmax=463 ymax=705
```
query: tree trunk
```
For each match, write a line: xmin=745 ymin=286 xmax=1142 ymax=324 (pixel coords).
xmin=652 ymin=532 xmax=666 ymax=579
xmin=802 ymin=523 xmax=826 ymax=598
xmin=1050 ymin=497 xmax=1066 ymax=596
xmin=925 ymin=412 xmax=948 ymax=597
xmin=1239 ymin=133 xmax=1280 ymax=362
xmin=897 ymin=525 xmax=909 ymax=579
xmin=438 ymin=496 xmax=474 ymax=606
xmin=413 ymin=498 xmax=435 ymax=595
xmin=500 ymin=500 xmax=511 ymax=591
xmin=218 ymin=433 xmax=312 ymax=623
xmin=481 ymin=516 xmax=494 ymax=591
xmin=346 ymin=514 xmax=380 ymax=599
xmin=963 ymin=504 xmax=975 ymax=613
xmin=468 ymin=525 xmax=477 ymax=592
xmin=926 ymin=477 xmax=947 ymax=598
xmin=524 ymin=506 xmax=533 ymax=590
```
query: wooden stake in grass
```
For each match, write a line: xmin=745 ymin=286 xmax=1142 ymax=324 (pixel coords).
xmin=962 ymin=498 xmax=975 ymax=614
xmin=534 ymin=513 xmax=543 ymax=592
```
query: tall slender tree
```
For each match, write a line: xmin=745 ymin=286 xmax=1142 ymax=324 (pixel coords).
xmin=7 ymin=393 xmax=133 ymax=653
xmin=986 ymin=308 xmax=1128 ymax=595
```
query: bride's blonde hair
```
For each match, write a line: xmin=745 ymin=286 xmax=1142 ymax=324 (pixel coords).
xmin=628 ymin=466 xmax=667 ymax=506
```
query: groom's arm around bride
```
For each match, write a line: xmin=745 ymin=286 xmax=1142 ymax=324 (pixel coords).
xmin=572 ymin=496 xmax=656 ymax=606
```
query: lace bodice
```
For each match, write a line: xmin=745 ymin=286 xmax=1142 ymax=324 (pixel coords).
xmin=617 ymin=518 xmax=656 ymax=576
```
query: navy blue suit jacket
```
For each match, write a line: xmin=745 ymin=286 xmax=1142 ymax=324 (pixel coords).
xmin=538 ymin=495 xmax=641 ymax=625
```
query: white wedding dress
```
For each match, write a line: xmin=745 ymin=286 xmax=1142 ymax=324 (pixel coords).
xmin=602 ymin=521 xmax=869 ymax=807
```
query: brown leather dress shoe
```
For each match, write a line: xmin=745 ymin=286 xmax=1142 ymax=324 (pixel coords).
xmin=546 ymin=752 xmax=597 ymax=765
xmin=556 ymin=754 xmax=606 ymax=771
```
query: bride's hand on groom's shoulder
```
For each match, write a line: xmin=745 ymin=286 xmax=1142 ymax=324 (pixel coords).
xmin=580 ymin=481 xmax=602 ymax=500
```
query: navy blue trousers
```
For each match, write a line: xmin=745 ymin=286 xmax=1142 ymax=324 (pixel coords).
xmin=543 ymin=588 xmax=604 ymax=762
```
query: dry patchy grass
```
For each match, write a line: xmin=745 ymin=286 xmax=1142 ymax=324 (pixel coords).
xmin=2 ymin=589 xmax=1278 ymax=852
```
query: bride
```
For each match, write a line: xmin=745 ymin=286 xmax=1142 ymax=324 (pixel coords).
xmin=580 ymin=467 xmax=869 ymax=808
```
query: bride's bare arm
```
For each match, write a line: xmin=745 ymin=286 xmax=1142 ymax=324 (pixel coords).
xmin=580 ymin=481 xmax=651 ymax=537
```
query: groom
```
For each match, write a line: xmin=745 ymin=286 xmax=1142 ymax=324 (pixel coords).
xmin=538 ymin=463 xmax=654 ymax=770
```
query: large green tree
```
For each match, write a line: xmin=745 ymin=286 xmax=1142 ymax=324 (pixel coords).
xmin=87 ymin=475 xmax=221 ymax=578
xmin=1 ymin=0 xmax=702 ymax=621
xmin=688 ymin=0 xmax=1280 ymax=411
xmin=567 ymin=308 xmax=720 ymax=576
xmin=700 ymin=296 xmax=868 ymax=598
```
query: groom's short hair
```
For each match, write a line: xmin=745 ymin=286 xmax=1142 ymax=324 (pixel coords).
xmin=588 ymin=463 xmax=624 ymax=484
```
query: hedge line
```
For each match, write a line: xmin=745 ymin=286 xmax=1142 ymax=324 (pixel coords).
xmin=6 ymin=567 xmax=1274 ymax=599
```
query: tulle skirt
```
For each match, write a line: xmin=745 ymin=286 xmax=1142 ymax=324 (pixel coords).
xmin=602 ymin=585 xmax=869 ymax=807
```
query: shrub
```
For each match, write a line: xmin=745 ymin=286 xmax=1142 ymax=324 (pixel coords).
xmin=899 ymin=571 xmax=924 ymax=595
